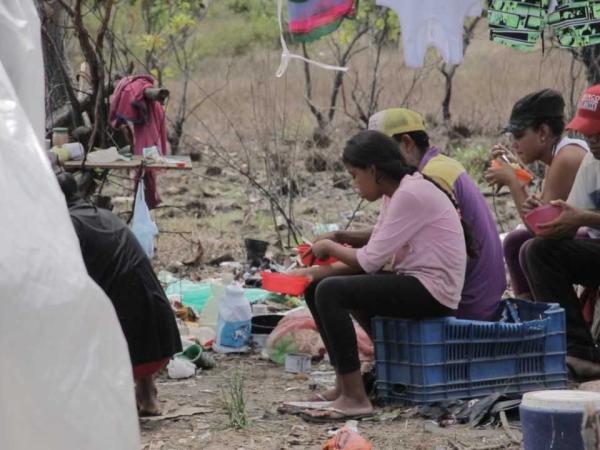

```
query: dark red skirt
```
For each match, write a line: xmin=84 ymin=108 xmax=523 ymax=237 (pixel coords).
xmin=133 ymin=357 xmax=170 ymax=379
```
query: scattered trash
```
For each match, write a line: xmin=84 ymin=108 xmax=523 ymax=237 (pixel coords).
xmin=252 ymin=303 xmax=268 ymax=315
xmin=167 ymin=357 xmax=196 ymax=379
xmin=321 ymin=426 xmax=372 ymax=449
xmin=285 ymin=352 xmax=312 ymax=374
xmin=266 ymin=307 xmax=373 ymax=364
xmin=244 ymin=238 xmax=269 ymax=268
xmin=214 ymin=279 xmax=252 ymax=353
xmin=313 ymin=223 xmax=340 ymax=236
xmin=176 ymin=343 xmax=216 ymax=370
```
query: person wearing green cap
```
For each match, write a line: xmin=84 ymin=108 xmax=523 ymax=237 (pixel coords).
xmin=525 ymin=84 xmax=600 ymax=379
xmin=486 ymin=89 xmax=589 ymax=299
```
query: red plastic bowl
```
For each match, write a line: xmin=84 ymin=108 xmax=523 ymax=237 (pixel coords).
xmin=261 ymin=272 xmax=311 ymax=296
xmin=525 ymin=204 xmax=562 ymax=235
xmin=297 ymin=243 xmax=337 ymax=266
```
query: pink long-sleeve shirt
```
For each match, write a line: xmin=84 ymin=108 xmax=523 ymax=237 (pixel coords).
xmin=356 ymin=173 xmax=466 ymax=309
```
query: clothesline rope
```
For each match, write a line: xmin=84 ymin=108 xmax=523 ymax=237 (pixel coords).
xmin=275 ymin=0 xmax=349 ymax=78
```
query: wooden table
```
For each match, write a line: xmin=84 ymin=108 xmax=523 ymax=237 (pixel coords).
xmin=63 ymin=155 xmax=193 ymax=170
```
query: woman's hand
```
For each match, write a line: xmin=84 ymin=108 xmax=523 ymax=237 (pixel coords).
xmin=522 ymin=194 xmax=543 ymax=214
xmin=311 ymin=239 xmax=334 ymax=259
xmin=288 ymin=265 xmax=332 ymax=283
xmin=537 ymin=200 xmax=583 ymax=238
xmin=485 ymin=158 xmax=518 ymax=188
xmin=491 ymin=144 xmax=517 ymax=163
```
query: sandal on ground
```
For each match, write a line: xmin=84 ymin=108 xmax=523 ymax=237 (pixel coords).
xmin=298 ymin=407 xmax=374 ymax=424
xmin=278 ymin=400 xmax=332 ymax=416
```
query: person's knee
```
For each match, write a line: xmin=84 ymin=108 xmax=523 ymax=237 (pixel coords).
xmin=314 ymin=277 xmax=343 ymax=313
xmin=503 ymin=229 xmax=529 ymax=257
xmin=526 ymin=237 xmax=560 ymax=266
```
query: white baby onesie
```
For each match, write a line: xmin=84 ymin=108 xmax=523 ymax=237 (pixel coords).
xmin=376 ymin=0 xmax=483 ymax=68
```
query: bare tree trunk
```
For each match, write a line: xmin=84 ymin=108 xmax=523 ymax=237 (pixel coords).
xmin=581 ymin=45 xmax=600 ymax=85
xmin=36 ymin=1 xmax=70 ymax=114
xmin=438 ymin=17 xmax=481 ymax=125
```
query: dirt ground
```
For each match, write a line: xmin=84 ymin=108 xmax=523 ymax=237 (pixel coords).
xmin=140 ymin=354 xmax=520 ymax=450
xmin=102 ymin=146 xmax=523 ymax=449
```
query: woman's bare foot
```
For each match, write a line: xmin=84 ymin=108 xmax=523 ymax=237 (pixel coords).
xmin=136 ymin=376 xmax=161 ymax=416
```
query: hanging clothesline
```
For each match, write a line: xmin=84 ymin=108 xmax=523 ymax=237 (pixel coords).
xmin=276 ymin=0 xmax=600 ymax=76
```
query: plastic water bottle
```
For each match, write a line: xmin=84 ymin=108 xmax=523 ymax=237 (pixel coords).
xmin=214 ymin=277 xmax=252 ymax=353
xmin=198 ymin=277 xmax=226 ymax=330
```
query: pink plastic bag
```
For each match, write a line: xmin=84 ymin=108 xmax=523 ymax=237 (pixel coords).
xmin=266 ymin=307 xmax=373 ymax=362
xmin=322 ymin=427 xmax=372 ymax=450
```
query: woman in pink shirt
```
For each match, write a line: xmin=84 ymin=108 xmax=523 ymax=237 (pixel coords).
xmin=294 ymin=130 xmax=473 ymax=421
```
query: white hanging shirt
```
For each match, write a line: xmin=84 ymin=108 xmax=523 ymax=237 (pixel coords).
xmin=376 ymin=0 xmax=483 ymax=68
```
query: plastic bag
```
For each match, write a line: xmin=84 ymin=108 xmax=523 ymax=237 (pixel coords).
xmin=266 ymin=307 xmax=374 ymax=362
xmin=0 ymin=2 xmax=140 ymax=449
xmin=131 ymin=179 xmax=158 ymax=258
xmin=167 ymin=357 xmax=196 ymax=379
xmin=322 ymin=427 xmax=372 ymax=450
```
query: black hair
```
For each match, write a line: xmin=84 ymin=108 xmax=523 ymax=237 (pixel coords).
xmin=343 ymin=130 xmax=478 ymax=259
xmin=343 ymin=130 xmax=418 ymax=180
xmin=391 ymin=130 xmax=430 ymax=154
xmin=530 ymin=117 xmax=565 ymax=136
xmin=56 ymin=172 xmax=81 ymax=204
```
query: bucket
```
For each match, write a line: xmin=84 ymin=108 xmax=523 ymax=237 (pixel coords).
xmin=251 ymin=314 xmax=284 ymax=335
xmin=244 ymin=238 xmax=269 ymax=267
xmin=520 ymin=390 xmax=600 ymax=450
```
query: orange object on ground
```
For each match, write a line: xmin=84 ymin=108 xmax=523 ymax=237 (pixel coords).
xmin=261 ymin=272 xmax=311 ymax=296
xmin=322 ymin=427 xmax=372 ymax=450
xmin=297 ymin=243 xmax=338 ymax=266
xmin=490 ymin=159 xmax=533 ymax=185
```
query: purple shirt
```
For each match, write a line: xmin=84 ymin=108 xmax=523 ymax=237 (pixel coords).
xmin=419 ymin=148 xmax=506 ymax=320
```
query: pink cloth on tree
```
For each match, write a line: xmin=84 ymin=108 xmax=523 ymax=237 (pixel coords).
xmin=109 ymin=75 xmax=168 ymax=209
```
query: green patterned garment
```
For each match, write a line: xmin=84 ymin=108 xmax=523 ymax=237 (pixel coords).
xmin=488 ymin=0 xmax=551 ymax=51
xmin=548 ymin=1 xmax=600 ymax=48
xmin=489 ymin=0 xmax=600 ymax=50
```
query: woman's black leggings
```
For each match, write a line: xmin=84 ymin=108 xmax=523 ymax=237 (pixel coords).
xmin=304 ymin=274 xmax=454 ymax=375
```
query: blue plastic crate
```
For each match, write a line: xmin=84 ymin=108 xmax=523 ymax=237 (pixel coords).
xmin=372 ymin=299 xmax=567 ymax=405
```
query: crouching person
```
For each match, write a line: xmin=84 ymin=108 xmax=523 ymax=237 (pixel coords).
xmin=55 ymin=169 xmax=182 ymax=415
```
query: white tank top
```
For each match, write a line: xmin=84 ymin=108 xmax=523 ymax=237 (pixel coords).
xmin=552 ymin=136 xmax=589 ymax=158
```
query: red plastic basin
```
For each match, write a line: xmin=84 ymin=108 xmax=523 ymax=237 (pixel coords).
xmin=261 ymin=272 xmax=311 ymax=296
xmin=525 ymin=204 xmax=562 ymax=235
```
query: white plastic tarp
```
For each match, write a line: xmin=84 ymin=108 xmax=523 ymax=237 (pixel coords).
xmin=0 ymin=2 xmax=140 ymax=449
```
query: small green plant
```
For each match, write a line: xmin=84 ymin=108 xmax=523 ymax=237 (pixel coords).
xmin=221 ymin=371 xmax=248 ymax=429
xmin=452 ymin=145 xmax=491 ymax=185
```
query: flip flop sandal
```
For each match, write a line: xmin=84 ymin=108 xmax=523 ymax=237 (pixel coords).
xmin=278 ymin=400 xmax=333 ymax=416
xmin=299 ymin=407 xmax=374 ymax=424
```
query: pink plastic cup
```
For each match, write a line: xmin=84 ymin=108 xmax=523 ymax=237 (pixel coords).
xmin=524 ymin=204 xmax=562 ymax=235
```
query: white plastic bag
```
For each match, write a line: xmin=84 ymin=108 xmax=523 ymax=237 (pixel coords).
xmin=131 ymin=179 xmax=158 ymax=258
xmin=167 ymin=358 xmax=196 ymax=379
xmin=214 ymin=282 xmax=252 ymax=352
xmin=0 ymin=2 xmax=140 ymax=449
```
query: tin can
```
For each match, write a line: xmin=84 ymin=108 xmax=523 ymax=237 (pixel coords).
xmin=285 ymin=353 xmax=311 ymax=374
